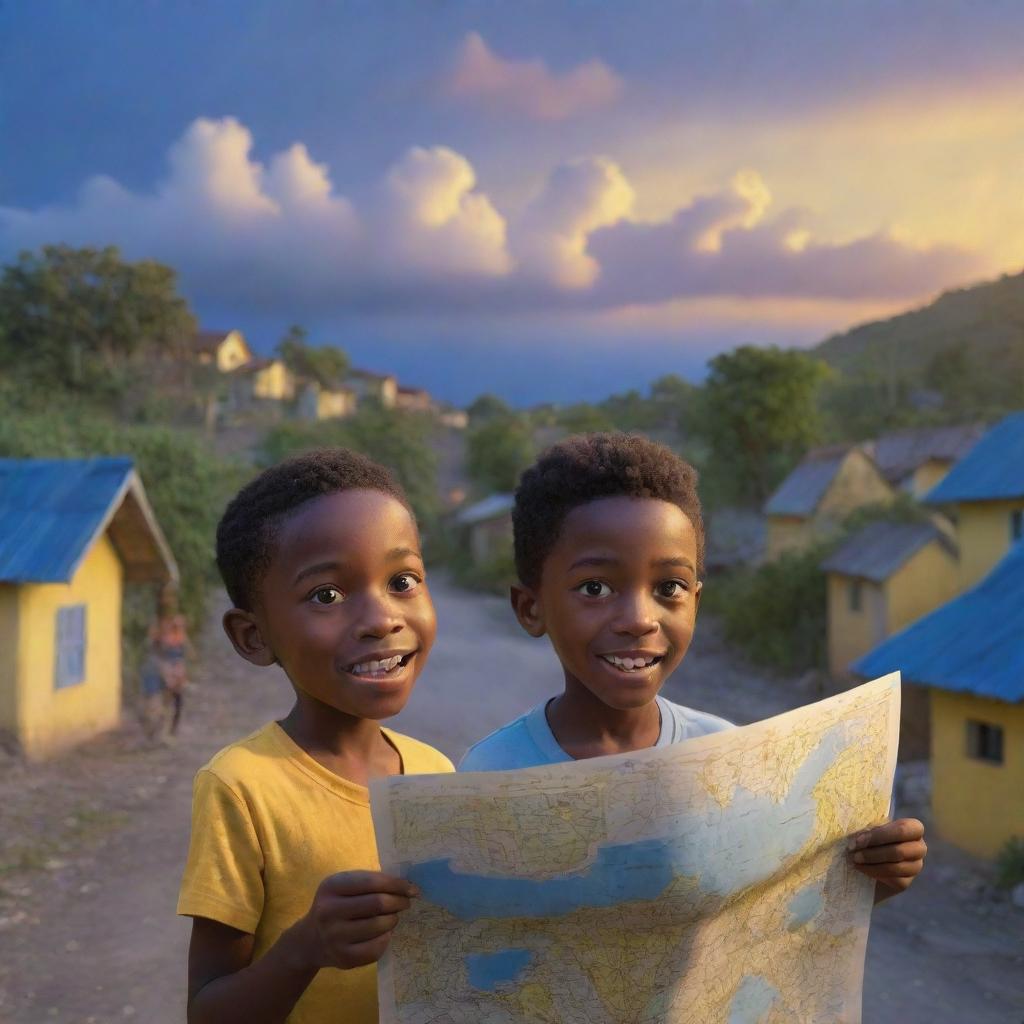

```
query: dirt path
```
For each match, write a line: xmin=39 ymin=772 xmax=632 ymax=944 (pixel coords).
xmin=1 ymin=577 xmax=1021 ymax=1023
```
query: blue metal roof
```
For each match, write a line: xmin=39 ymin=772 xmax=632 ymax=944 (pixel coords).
xmin=455 ymin=493 xmax=515 ymax=526
xmin=852 ymin=541 xmax=1024 ymax=702
xmin=925 ymin=412 xmax=1024 ymax=504
xmin=764 ymin=446 xmax=854 ymax=517
xmin=820 ymin=521 xmax=956 ymax=583
xmin=0 ymin=457 xmax=136 ymax=583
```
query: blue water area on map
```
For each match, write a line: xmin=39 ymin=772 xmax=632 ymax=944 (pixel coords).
xmin=466 ymin=949 xmax=533 ymax=991
xmin=787 ymin=882 xmax=824 ymax=930
xmin=728 ymin=975 xmax=779 ymax=1022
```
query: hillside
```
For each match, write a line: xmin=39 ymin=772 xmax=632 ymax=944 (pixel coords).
xmin=812 ymin=269 xmax=1024 ymax=434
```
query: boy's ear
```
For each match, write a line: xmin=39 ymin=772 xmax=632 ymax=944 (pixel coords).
xmin=222 ymin=609 xmax=277 ymax=667
xmin=510 ymin=584 xmax=546 ymax=638
xmin=694 ymin=579 xmax=702 ymax=615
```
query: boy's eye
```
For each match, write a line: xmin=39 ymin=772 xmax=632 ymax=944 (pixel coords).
xmin=656 ymin=580 xmax=687 ymax=599
xmin=576 ymin=580 xmax=612 ymax=598
xmin=391 ymin=572 xmax=422 ymax=594
xmin=311 ymin=586 xmax=343 ymax=605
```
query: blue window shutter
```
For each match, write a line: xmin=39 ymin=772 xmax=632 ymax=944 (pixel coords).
xmin=54 ymin=605 xmax=87 ymax=690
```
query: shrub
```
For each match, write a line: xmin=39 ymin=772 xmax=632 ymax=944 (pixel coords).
xmin=995 ymin=836 xmax=1024 ymax=890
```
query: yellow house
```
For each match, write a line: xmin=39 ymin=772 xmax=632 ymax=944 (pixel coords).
xmin=763 ymin=445 xmax=893 ymax=559
xmin=296 ymin=380 xmax=358 ymax=421
xmin=925 ymin=411 xmax=1024 ymax=590
xmin=191 ymin=329 xmax=253 ymax=372
xmin=821 ymin=520 xmax=959 ymax=758
xmin=869 ymin=422 xmax=983 ymax=498
xmin=395 ymin=386 xmax=433 ymax=413
xmin=853 ymin=543 xmax=1024 ymax=858
xmin=349 ymin=369 xmax=398 ymax=410
xmin=0 ymin=457 xmax=177 ymax=760
xmin=230 ymin=357 xmax=296 ymax=405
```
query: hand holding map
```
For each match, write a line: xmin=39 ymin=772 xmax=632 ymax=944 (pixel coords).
xmin=371 ymin=673 xmax=900 ymax=1023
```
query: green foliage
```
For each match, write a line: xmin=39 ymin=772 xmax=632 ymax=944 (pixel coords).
xmin=557 ymin=402 xmax=615 ymax=433
xmin=703 ymin=346 xmax=831 ymax=506
xmin=261 ymin=406 xmax=440 ymax=528
xmin=0 ymin=408 xmax=247 ymax=666
xmin=448 ymin=545 xmax=517 ymax=595
xmin=702 ymin=544 xmax=829 ymax=673
xmin=650 ymin=374 xmax=702 ymax=433
xmin=276 ymin=324 xmax=350 ymax=387
xmin=467 ymin=392 xmax=512 ymax=424
xmin=465 ymin=415 xmax=535 ymax=493
xmin=995 ymin=836 xmax=1024 ymax=890
xmin=0 ymin=245 xmax=196 ymax=392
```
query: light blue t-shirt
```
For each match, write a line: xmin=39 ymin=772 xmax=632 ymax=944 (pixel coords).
xmin=459 ymin=697 xmax=733 ymax=772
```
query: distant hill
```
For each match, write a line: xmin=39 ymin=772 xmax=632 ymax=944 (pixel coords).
xmin=812 ymin=269 xmax=1024 ymax=436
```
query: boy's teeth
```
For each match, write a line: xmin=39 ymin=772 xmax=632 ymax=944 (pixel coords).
xmin=351 ymin=655 xmax=405 ymax=675
xmin=603 ymin=654 xmax=657 ymax=671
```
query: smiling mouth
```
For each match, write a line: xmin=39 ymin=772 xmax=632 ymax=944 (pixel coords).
xmin=599 ymin=654 xmax=665 ymax=673
xmin=344 ymin=652 xmax=415 ymax=678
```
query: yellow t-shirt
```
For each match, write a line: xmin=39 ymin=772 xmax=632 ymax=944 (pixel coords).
xmin=177 ymin=721 xmax=454 ymax=1024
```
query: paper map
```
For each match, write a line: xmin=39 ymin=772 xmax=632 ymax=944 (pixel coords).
xmin=370 ymin=673 xmax=900 ymax=1023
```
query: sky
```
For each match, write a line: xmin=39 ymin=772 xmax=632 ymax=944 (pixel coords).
xmin=2 ymin=0 xmax=1023 ymax=405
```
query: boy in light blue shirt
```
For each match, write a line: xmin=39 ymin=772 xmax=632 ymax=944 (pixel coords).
xmin=461 ymin=433 xmax=927 ymax=901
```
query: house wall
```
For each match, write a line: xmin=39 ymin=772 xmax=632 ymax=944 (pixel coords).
xmin=254 ymin=361 xmax=295 ymax=401
xmin=818 ymin=451 xmax=893 ymax=521
xmin=956 ymin=499 xmax=1024 ymax=590
xmin=468 ymin=515 xmax=513 ymax=565
xmin=910 ymin=459 xmax=951 ymax=498
xmin=318 ymin=390 xmax=356 ymax=420
xmin=217 ymin=331 xmax=251 ymax=372
xmin=826 ymin=574 xmax=887 ymax=676
xmin=765 ymin=516 xmax=814 ymax=559
xmin=0 ymin=585 xmax=19 ymax=746
xmin=380 ymin=377 xmax=398 ymax=409
xmin=931 ymin=690 xmax=1024 ymax=858
xmin=15 ymin=535 xmax=123 ymax=760
xmin=886 ymin=542 xmax=959 ymax=635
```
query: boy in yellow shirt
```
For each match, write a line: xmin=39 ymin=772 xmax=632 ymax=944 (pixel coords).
xmin=178 ymin=449 xmax=453 ymax=1024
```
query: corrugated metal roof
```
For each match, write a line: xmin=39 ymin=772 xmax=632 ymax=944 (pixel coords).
xmin=0 ymin=457 xmax=164 ymax=584
xmin=763 ymin=446 xmax=856 ymax=517
xmin=455 ymin=493 xmax=515 ymax=526
xmin=852 ymin=541 xmax=1024 ymax=701
xmin=820 ymin=521 xmax=956 ymax=583
xmin=925 ymin=412 xmax=1024 ymax=503
xmin=869 ymin=423 xmax=985 ymax=486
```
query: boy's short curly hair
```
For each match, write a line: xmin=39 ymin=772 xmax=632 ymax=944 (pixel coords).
xmin=216 ymin=448 xmax=411 ymax=610
xmin=512 ymin=432 xmax=704 ymax=588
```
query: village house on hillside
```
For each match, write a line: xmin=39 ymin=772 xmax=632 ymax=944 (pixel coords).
xmin=853 ymin=411 xmax=1024 ymax=858
xmin=189 ymin=329 xmax=253 ymax=372
xmin=455 ymin=494 xmax=515 ymax=566
xmin=228 ymin=356 xmax=296 ymax=407
xmin=0 ymin=458 xmax=177 ymax=760
xmin=821 ymin=520 xmax=958 ymax=757
xmin=763 ymin=445 xmax=893 ymax=559
xmin=349 ymin=368 xmax=398 ymax=409
xmin=867 ymin=422 xmax=984 ymax=498
xmin=395 ymin=385 xmax=433 ymax=413
xmin=296 ymin=379 xmax=358 ymax=422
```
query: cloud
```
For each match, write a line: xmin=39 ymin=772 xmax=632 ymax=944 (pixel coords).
xmin=443 ymin=31 xmax=623 ymax=120
xmin=0 ymin=116 xmax=984 ymax=320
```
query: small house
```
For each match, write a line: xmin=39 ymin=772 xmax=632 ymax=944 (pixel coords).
xmin=395 ymin=386 xmax=433 ymax=413
xmin=925 ymin=411 xmax=1024 ymax=591
xmin=349 ymin=369 xmax=398 ymax=410
xmin=0 ymin=458 xmax=178 ymax=760
xmin=455 ymin=494 xmax=515 ymax=566
xmin=296 ymin=380 xmax=357 ymax=422
xmin=438 ymin=408 xmax=469 ymax=430
xmin=868 ymin=423 xmax=984 ymax=498
xmin=821 ymin=520 xmax=958 ymax=757
xmin=190 ymin=329 xmax=253 ymax=373
xmin=763 ymin=445 xmax=893 ymax=559
xmin=230 ymin=357 xmax=296 ymax=406
xmin=853 ymin=543 xmax=1024 ymax=859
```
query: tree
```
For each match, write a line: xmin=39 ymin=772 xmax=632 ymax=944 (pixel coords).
xmin=557 ymin=402 xmax=615 ymax=433
xmin=0 ymin=245 xmax=196 ymax=390
xmin=276 ymin=324 xmax=349 ymax=386
xmin=702 ymin=346 xmax=831 ymax=505
xmin=467 ymin=393 xmax=512 ymax=424
xmin=650 ymin=373 xmax=701 ymax=432
xmin=466 ymin=415 xmax=535 ymax=493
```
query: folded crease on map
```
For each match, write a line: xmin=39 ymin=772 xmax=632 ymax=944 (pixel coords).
xmin=370 ymin=672 xmax=901 ymax=1024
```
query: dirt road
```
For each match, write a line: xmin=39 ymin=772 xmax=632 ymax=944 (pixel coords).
xmin=1 ymin=576 xmax=1021 ymax=1023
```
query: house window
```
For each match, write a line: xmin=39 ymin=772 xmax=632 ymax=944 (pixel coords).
xmin=966 ymin=719 xmax=1004 ymax=764
xmin=848 ymin=580 xmax=862 ymax=613
xmin=54 ymin=604 xmax=87 ymax=690
xmin=1012 ymin=509 xmax=1023 ymax=544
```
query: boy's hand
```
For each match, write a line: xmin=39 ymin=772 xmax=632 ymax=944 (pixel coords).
xmin=297 ymin=870 xmax=419 ymax=970
xmin=847 ymin=818 xmax=927 ymax=903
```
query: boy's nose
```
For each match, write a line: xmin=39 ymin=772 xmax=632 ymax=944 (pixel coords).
xmin=352 ymin=595 xmax=403 ymax=638
xmin=612 ymin=593 xmax=659 ymax=636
